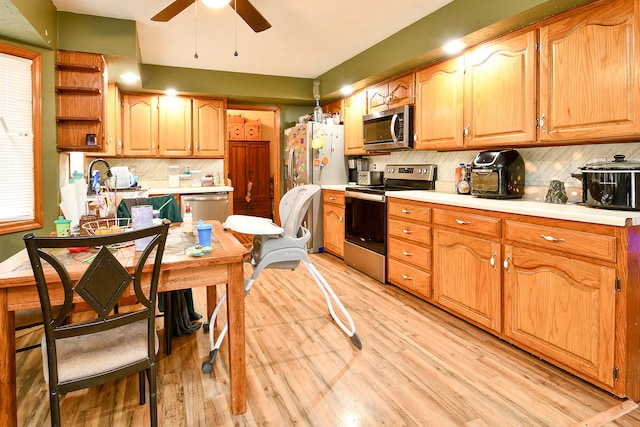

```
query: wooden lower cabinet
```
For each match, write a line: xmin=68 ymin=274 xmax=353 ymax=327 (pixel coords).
xmin=433 ymin=229 xmax=502 ymax=333
xmin=323 ymin=190 xmax=345 ymax=258
xmin=386 ymin=198 xmax=432 ymax=299
xmin=503 ymin=244 xmax=616 ymax=388
xmin=382 ymin=199 xmax=638 ymax=398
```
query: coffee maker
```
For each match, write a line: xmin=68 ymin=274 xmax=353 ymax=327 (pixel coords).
xmin=348 ymin=159 xmax=358 ymax=184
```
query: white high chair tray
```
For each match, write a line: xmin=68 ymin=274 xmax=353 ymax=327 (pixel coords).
xmin=223 ymin=215 xmax=284 ymax=236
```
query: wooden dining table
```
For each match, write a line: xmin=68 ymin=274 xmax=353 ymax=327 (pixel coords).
xmin=0 ymin=220 xmax=249 ymax=426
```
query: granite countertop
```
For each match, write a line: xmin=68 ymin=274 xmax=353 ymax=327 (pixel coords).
xmin=319 ymin=185 xmax=640 ymax=227
xmin=146 ymin=185 xmax=234 ymax=196
xmin=386 ymin=190 xmax=640 ymax=227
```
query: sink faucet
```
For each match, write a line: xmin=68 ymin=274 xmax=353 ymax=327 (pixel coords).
xmin=87 ymin=158 xmax=112 ymax=195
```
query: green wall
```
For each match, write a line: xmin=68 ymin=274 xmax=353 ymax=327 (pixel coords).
xmin=0 ymin=0 xmax=594 ymax=261
xmin=0 ymin=38 xmax=58 ymax=261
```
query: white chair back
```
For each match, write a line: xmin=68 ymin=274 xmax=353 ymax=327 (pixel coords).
xmin=279 ymin=185 xmax=320 ymax=237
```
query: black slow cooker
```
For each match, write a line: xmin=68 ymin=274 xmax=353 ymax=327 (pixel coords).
xmin=579 ymin=154 xmax=640 ymax=210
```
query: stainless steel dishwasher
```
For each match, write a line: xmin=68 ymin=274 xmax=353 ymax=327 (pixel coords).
xmin=180 ymin=193 xmax=229 ymax=223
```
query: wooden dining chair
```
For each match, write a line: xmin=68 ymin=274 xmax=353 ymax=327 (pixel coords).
xmin=22 ymin=220 xmax=170 ymax=427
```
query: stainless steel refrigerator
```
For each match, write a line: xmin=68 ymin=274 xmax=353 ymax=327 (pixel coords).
xmin=284 ymin=122 xmax=347 ymax=252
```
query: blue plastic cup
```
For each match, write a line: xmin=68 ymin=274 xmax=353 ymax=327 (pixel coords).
xmin=196 ymin=220 xmax=212 ymax=248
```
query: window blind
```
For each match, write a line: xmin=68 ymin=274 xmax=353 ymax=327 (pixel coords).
xmin=0 ymin=52 xmax=34 ymax=221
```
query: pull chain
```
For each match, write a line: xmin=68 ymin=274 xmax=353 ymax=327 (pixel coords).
xmin=194 ymin=1 xmax=199 ymax=59
xmin=233 ymin=0 xmax=238 ymax=56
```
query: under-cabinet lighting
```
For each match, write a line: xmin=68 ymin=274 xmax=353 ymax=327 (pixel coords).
xmin=165 ymin=88 xmax=177 ymax=96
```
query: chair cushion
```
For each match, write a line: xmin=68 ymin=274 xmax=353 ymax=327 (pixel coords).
xmin=42 ymin=319 xmax=159 ymax=384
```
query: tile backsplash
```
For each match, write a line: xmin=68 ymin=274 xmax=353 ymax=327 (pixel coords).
xmin=367 ymin=141 xmax=640 ymax=202
xmin=99 ymin=158 xmax=225 ymax=186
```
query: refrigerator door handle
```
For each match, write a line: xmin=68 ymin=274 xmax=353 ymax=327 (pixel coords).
xmin=287 ymin=146 xmax=294 ymax=184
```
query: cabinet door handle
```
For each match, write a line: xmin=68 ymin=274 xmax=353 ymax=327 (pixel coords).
xmin=503 ymin=254 xmax=511 ymax=273
xmin=540 ymin=233 xmax=565 ymax=243
xmin=402 ymin=251 xmax=413 ymax=256
xmin=537 ymin=114 xmax=546 ymax=131
xmin=339 ymin=215 xmax=343 ymax=222
xmin=402 ymin=229 xmax=413 ymax=234
xmin=401 ymin=209 xmax=412 ymax=214
xmin=402 ymin=274 xmax=413 ymax=280
xmin=490 ymin=251 xmax=497 ymax=270
xmin=463 ymin=124 xmax=470 ymax=138
xmin=455 ymin=219 xmax=471 ymax=225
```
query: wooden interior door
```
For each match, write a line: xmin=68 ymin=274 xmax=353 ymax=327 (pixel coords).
xmin=229 ymin=141 xmax=271 ymax=218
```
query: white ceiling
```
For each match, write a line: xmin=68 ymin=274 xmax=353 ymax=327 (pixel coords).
xmin=50 ymin=0 xmax=454 ymax=79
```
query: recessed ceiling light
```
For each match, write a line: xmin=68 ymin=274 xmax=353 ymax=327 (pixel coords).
xmin=443 ymin=39 xmax=466 ymax=54
xmin=165 ymin=88 xmax=177 ymax=96
xmin=340 ymin=85 xmax=354 ymax=96
xmin=120 ymin=72 xmax=140 ymax=84
xmin=202 ymin=0 xmax=231 ymax=9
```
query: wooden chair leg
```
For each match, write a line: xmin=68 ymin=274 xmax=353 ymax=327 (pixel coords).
xmin=164 ymin=292 xmax=173 ymax=355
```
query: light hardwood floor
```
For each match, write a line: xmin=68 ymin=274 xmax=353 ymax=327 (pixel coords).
xmin=15 ymin=253 xmax=640 ymax=426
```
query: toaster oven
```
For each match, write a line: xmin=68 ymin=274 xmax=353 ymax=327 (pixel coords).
xmin=470 ymin=149 xmax=525 ymax=199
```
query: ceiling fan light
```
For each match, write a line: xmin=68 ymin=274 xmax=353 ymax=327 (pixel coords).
xmin=202 ymin=0 xmax=231 ymax=9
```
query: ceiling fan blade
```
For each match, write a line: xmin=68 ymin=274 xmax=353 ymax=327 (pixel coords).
xmin=151 ymin=0 xmax=196 ymax=22
xmin=232 ymin=0 xmax=272 ymax=32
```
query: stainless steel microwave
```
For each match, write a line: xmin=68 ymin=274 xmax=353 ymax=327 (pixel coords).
xmin=362 ymin=104 xmax=414 ymax=152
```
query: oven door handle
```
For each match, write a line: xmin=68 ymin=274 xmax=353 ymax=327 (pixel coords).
xmin=345 ymin=190 xmax=386 ymax=202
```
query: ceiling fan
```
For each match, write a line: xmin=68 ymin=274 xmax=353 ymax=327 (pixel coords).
xmin=151 ymin=0 xmax=271 ymax=33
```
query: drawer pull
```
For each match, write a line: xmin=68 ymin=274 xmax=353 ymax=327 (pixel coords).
xmin=490 ymin=251 xmax=497 ymax=270
xmin=503 ymin=254 xmax=511 ymax=273
xmin=329 ymin=196 xmax=336 ymax=200
xmin=402 ymin=251 xmax=413 ymax=256
xmin=540 ymin=233 xmax=565 ymax=243
xmin=402 ymin=274 xmax=413 ymax=280
xmin=456 ymin=219 xmax=471 ymax=225
xmin=402 ymin=229 xmax=413 ymax=234
xmin=402 ymin=209 xmax=413 ymax=214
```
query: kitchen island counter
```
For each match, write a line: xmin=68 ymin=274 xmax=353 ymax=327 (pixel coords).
xmin=387 ymin=190 xmax=640 ymax=227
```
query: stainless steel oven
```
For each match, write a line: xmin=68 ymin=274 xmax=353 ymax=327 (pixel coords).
xmin=344 ymin=164 xmax=437 ymax=283
xmin=345 ymin=187 xmax=386 ymax=282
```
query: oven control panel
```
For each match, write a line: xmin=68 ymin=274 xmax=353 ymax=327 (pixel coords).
xmin=385 ymin=164 xmax=437 ymax=181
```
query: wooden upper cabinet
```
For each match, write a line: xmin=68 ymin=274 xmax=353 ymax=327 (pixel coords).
xmin=322 ymin=98 xmax=343 ymax=119
xmin=343 ymin=91 xmax=367 ymax=155
xmin=539 ymin=0 xmax=640 ymax=142
xmin=104 ymin=82 xmax=122 ymax=156
xmin=122 ymin=94 xmax=158 ymax=156
xmin=192 ymin=98 xmax=225 ymax=158
xmin=121 ymin=94 xmax=225 ymax=158
xmin=463 ymin=29 xmax=537 ymax=148
xmin=367 ymin=74 xmax=415 ymax=114
xmin=415 ymin=56 xmax=464 ymax=150
xmin=158 ymin=96 xmax=192 ymax=157
xmin=55 ymin=50 xmax=107 ymax=151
